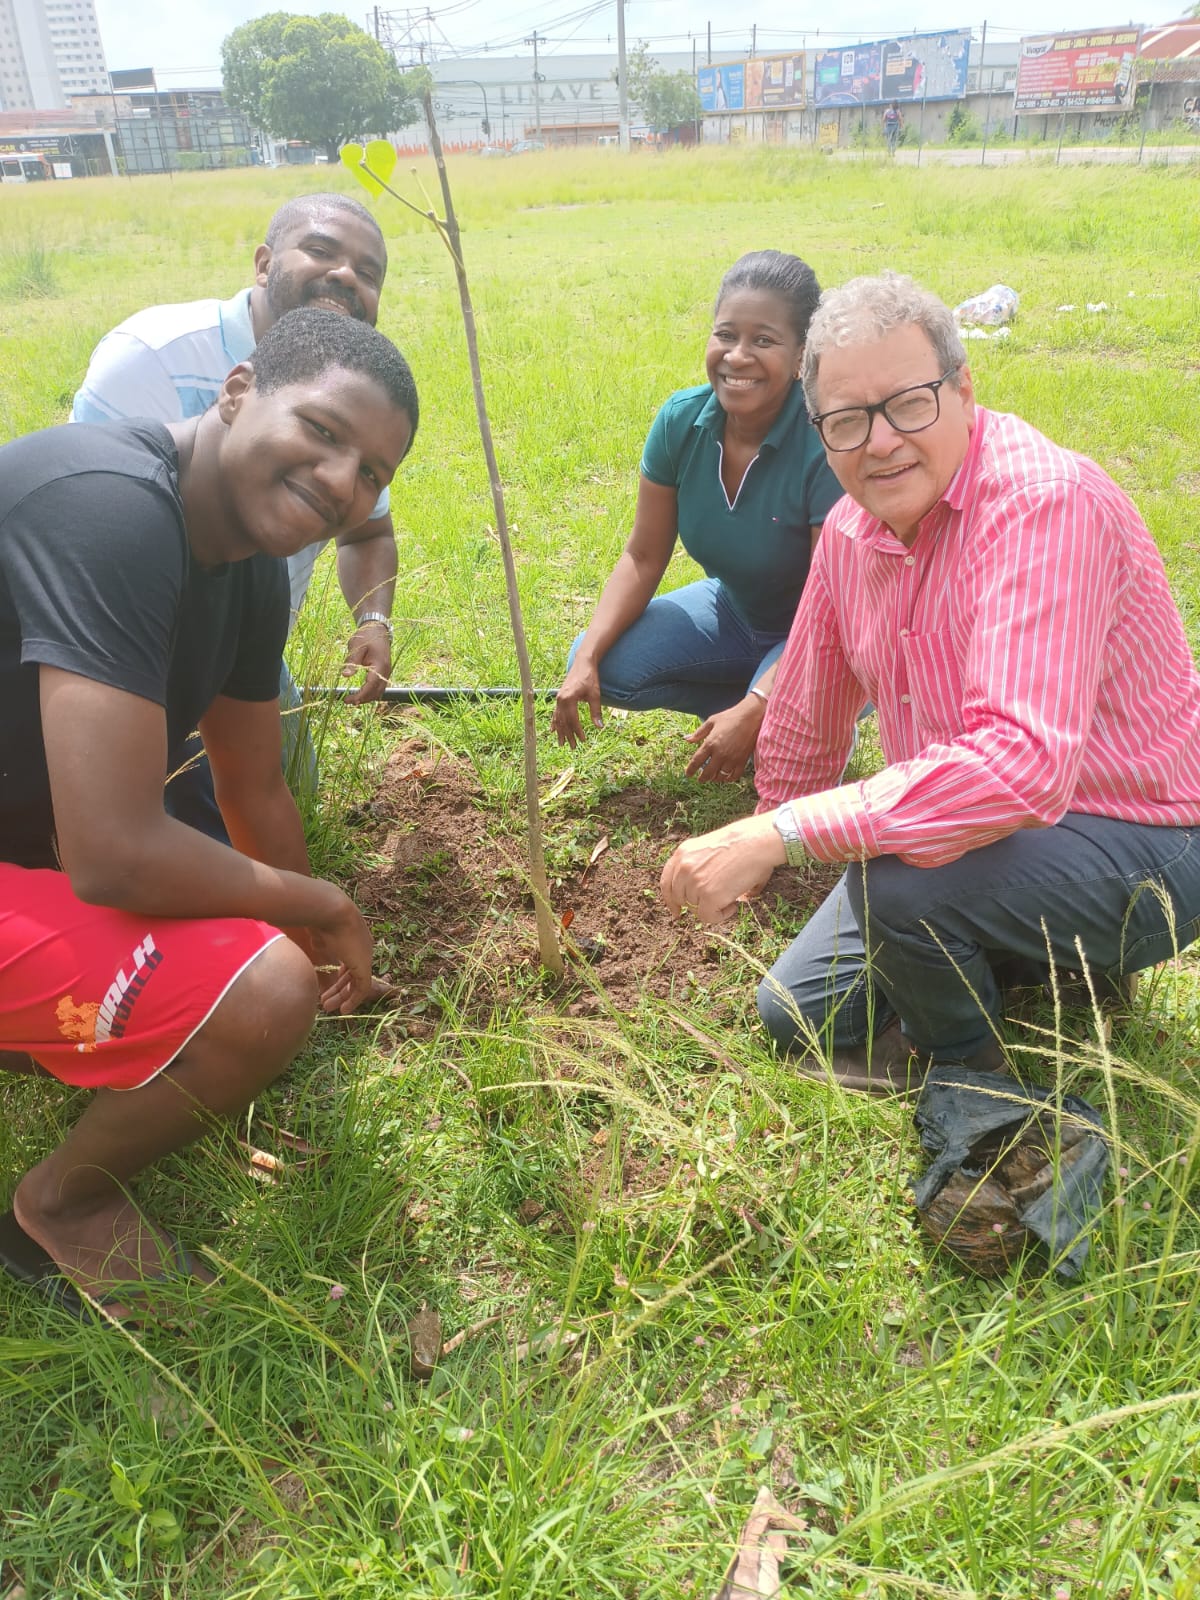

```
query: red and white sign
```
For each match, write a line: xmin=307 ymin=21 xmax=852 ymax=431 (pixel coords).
xmin=1015 ymin=28 xmax=1141 ymax=112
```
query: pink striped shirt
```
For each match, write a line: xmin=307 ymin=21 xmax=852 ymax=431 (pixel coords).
xmin=755 ymin=406 xmax=1200 ymax=867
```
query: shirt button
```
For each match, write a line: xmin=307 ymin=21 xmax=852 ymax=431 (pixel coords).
xmin=904 ymin=556 xmax=916 ymax=567
xmin=900 ymin=693 xmax=911 ymax=704
xmin=899 ymin=627 xmax=909 ymax=637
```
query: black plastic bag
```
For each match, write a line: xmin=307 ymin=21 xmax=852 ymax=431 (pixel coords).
xmin=912 ymin=1066 xmax=1108 ymax=1278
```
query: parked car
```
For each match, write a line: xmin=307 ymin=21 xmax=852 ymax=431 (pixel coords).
xmin=509 ymin=139 xmax=546 ymax=155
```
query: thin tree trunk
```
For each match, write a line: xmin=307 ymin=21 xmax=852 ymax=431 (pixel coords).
xmin=420 ymin=88 xmax=563 ymax=976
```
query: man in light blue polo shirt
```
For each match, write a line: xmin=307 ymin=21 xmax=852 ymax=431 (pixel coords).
xmin=73 ymin=193 xmax=398 ymax=834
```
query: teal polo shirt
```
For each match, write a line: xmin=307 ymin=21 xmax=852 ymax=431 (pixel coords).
xmin=640 ymin=381 xmax=842 ymax=636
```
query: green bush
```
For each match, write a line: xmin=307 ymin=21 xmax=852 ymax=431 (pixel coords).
xmin=947 ymin=101 xmax=982 ymax=145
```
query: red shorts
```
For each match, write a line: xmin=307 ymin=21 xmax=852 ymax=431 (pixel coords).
xmin=0 ymin=864 xmax=284 ymax=1091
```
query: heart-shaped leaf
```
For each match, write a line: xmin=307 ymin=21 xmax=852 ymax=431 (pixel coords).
xmin=340 ymin=139 xmax=397 ymax=198
xmin=364 ymin=140 xmax=397 ymax=183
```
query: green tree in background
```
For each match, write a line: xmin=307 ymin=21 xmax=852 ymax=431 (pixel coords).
xmin=621 ymin=44 xmax=702 ymax=136
xmin=222 ymin=12 xmax=419 ymax=163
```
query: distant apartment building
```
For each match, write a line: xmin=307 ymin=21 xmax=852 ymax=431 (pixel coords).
xmin=43 ymin=0 xmax=108 ymax=97
xmin=0 ymin=0 xmax=107 ymax=111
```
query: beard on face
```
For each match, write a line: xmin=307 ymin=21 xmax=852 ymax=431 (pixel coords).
xmin=265 ymin=262 xmax=367 ymax=323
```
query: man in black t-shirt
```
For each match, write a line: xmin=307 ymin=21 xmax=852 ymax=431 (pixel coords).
xmin=0 ymin=307 xmax=418 ymax=1323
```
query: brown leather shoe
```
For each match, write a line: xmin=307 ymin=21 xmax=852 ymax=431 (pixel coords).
xmin=796 ymin=1026 xmax=1008 ymax=1098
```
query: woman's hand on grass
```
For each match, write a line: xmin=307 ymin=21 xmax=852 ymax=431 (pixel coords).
xmin=683 ymin=695 xmax=766 ymax=783
xmin=551 ymin=661 xmax=604 ymax=748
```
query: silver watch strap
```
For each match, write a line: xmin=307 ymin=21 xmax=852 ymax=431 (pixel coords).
xmin=773 ymin=802 xmax=807 ymax=867
xmin=356 ymin=611 xmax=393 ymax=637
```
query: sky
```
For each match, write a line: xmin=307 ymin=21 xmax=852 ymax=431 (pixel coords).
xmin=92 ymin=0 xmax=1166 ymax=89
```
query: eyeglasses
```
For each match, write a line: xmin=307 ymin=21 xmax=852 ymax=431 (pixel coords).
xmin=811 ymin=370 xmax=960 ymax=453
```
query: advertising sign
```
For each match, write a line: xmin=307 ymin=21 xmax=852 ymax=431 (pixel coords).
xmin=1014 ymin=29 xmax=1140 ymax=111
xmin=109 ymin=67 xmax=157 ymax=90
xmin=813 ymin=31 xmax=969 ymax=106
xmin=697 ymin=63 xmax=746 ymax=112
xmin=744 ymin=53 xmax=807 ymax=109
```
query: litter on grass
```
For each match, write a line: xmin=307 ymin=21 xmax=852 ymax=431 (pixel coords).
xmin=954 ymin=284 xmax=1018 ymax=326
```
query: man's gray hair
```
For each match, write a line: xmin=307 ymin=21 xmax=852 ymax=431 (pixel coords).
xmin=801 ymin=272 xmax=967 ymax=413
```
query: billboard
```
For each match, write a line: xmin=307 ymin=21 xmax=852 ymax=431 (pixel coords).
xmin=109 ymin=67 xmax=157 ymax=91
xmin=1014 ymin=29 xmax=1141 ymax=111
xmin=697 ymin=64 xmax=746 ymax=113
xmin=745 ymin=53 xmax=808 ymax=109
xmin=813 ymin=31 xmax=970 ymax=107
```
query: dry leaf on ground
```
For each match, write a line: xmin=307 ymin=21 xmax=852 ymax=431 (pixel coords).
xmin=407 ymin=1304 xmax=443 ymax=1379
xmin=715 ymin=1485 xmax=807 ymax=1600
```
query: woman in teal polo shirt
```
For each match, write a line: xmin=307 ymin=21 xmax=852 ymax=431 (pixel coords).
xmin=551 ymin=250 xmax=842 ymax=782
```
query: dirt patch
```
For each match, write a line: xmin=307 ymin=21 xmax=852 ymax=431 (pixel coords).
xmin=351 ymin=739 xmax=840 ymax=1026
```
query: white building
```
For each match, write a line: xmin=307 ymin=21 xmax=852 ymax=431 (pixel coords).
xmin=42 ymin=0 xmax=108 ymax=98
xmin=0 ymin=0 xmax=107 ymax=112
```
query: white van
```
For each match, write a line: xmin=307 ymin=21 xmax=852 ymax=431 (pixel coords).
xmin=1 ymin=153 xmax=52 ymax=184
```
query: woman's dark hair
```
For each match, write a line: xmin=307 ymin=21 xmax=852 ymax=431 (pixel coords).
xmin=714 ymin=251 xmax=821 ymax=343
xmin=250 ymin=307 xmax=419 ymax=447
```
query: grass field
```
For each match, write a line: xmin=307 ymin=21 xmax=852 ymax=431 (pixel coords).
xmin=1 ymin=149 xmax=1200 ymax=1598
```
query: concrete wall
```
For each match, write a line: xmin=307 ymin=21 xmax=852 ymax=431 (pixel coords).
xmin=702 ymin=81 xmax=1200 ymax=150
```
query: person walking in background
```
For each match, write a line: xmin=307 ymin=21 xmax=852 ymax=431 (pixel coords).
xmin=551 ymin=251 xmax=843 ymax=785
xmin=883 ymin=101 xmax=904 ymax=153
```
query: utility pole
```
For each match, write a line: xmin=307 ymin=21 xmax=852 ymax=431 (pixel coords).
xmin=751 ymin=23 xmax=756 ymax=57
xmin=525 ymin=31 xmax=545 ymax=137
xmin=978 ymin=19 xmax=990 ymax=166
xmin=616 ymin=0 xmax=629 ymax=151
xmin=707 ymin=21 xmax=712 ymax=64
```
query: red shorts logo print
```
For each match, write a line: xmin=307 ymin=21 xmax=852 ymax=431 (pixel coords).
xmin=93 ymin=932 xmax=163 ymax=1047
xmin=55 ymin=994 xmax=100 ymax=1052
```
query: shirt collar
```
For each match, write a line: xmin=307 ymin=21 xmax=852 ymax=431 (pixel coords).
xmin=941 ymin=403 xmax=989 ymax=514
xmin=694 ymin=377 xmax=809 ymax=449
xmin=219 ymin=288 xmax=257 ymax=367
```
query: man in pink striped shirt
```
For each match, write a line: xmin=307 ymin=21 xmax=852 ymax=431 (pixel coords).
xmin=661 ymin=271 xmax=1200 ymax=1092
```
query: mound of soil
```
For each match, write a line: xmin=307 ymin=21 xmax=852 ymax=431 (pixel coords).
xmin=350 ymin=738 xmax=841 ymax=1027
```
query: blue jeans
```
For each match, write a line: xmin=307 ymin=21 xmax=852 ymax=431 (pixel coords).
xmin=758 ymin=814 xmax=1200 ymax=1062
xmin=568 ymin=579 xmax=787 ymax=722
xmin=164 ymin=662 xmax=320 ymax=843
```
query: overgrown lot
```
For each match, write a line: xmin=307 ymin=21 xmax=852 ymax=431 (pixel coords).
xmin=1 ymin=149 xmax=1199 ymax=1598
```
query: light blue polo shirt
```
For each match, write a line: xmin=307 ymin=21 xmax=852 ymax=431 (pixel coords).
xmin=72 ymin=289 xmax=390 ymax=624
xmin=640 ymin=380 xmax=842 ymax=637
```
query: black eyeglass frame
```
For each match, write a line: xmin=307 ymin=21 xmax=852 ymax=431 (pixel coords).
xmin=810 ymin=369 xmax=962 ymax=452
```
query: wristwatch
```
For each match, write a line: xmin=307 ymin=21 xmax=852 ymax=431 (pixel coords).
xmin=772 ymin=803 xmax=807 ymax=867
xmin=356 ymin=611 xmax=394 ymax=638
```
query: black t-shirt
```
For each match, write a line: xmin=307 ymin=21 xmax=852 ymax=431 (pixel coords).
xmin=0 ymin=419 xmax=289 ymax=867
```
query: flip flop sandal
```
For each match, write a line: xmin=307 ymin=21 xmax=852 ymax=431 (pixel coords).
xmin=0 ymin=1209 xmax=202 ymax=1325
xmin=0 ymin=1208 xmax=86 ymax=1317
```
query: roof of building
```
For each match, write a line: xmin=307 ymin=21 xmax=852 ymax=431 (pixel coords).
xmin=1138 ymin=20 xmax=1200 ymax=60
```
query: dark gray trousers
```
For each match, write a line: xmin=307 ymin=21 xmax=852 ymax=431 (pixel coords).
xmin=758 ymin=814 xmax=1200 ymax=1062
